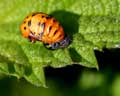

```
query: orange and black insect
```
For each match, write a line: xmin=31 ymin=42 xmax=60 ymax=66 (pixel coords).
xmin=20 ymin=12 xmax=71 ymax=49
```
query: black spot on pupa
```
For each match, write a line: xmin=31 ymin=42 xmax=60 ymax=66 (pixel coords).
xmin=53 ymin=19 xmax=56 ymax=23
xmin=28 ymin=20 xmax=31 ymax=26
xmin=24 ymin=27 xmax=26 ymax=30
xmin=41 ymin=15 xmax=45 ymax=18
xmin=32 ymin=13 xmax=37 ymax=17
xmin=23 ymin=21 xmax=26 ymax=23
xmin=38 ymin=22 xmax=41 ymax=26
xmin=30 ymin=31 xmax=34 ymax=35
xmin=26 ymin=16 xmax=29 ymax=19
xmin=58 ymin=23 xmax=61 ymax=26
xmin=59 ymin=35 xmax=62 ymax=38
xmin=54 ymin=30 xmax=58 ymax=35
xmin=28 ymin=36 xmax=31 ymax=40
xmin=49 ymin=26 xmax=52 ymax=31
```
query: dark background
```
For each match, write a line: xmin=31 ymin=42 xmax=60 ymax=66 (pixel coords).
xmin=0 ymin=48 xmax=120 ymax=96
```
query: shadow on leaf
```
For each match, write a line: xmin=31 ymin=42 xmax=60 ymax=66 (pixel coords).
xmin=0 ymin=54 xmax=15 ymax=73
xmin=68 ymin=48 xmax=82 ymax=62
xmin=0 ymin=40 xmax=32 ymax=76
xmin=50 ymin=10 xmax=80 ymax=39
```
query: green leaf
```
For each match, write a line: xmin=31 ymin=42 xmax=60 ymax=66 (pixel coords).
xmin=24 ymin=64 xmax=46 ymax=87
xmin=0 ymin=0 xmax=120 ymax=87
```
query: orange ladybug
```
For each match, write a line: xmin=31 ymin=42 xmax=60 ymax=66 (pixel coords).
xmin=20 ymin=12 xmax=71 ymax=49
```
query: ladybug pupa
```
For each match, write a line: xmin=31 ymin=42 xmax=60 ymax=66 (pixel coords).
xmin=20 ymin=12 xmax=71 ymax=49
